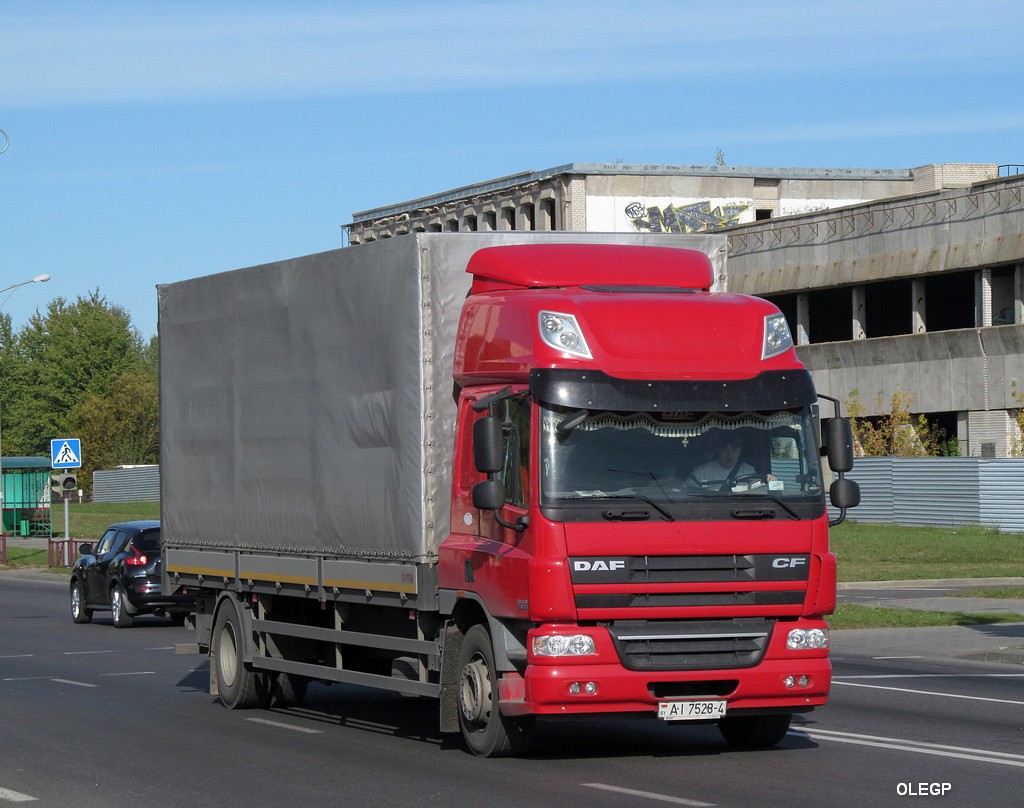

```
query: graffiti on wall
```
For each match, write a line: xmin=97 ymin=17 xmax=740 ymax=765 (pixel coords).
xmin=626 ymin=200 xmax=750 ymax=233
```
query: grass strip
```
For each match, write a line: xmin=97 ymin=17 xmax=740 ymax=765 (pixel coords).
xmin=830 ymin=602 xmax=1024 ymax=630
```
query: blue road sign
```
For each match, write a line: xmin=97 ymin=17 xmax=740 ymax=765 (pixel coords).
xmin=51 ymin=438 xmax=82 ymax=469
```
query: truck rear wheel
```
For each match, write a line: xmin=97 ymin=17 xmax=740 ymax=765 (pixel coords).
xmin=457 ymin=624 xmax=533 ymax=757
xmin=213 ymin=601 xmax=267 ymax=709
xmin=718 ymin=713 xmax=792 ymax=748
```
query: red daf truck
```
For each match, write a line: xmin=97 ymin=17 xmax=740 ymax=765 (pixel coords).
xmin=160 ymin=233 xmax=858 ymax=757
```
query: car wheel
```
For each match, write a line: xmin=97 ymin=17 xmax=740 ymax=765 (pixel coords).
xmin=70 ymin=580 xmax=92 ymax=624
xmin=111 ymin=584 xmax=135 ymax=628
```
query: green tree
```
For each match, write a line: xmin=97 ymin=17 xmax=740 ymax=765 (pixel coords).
xmin=847 ymin=388 xmax=947 ymax=457
xmin=68 ymin=368 xmax=159 ymax=491
xmin=2 ymin=291 xmax=145 ymax=458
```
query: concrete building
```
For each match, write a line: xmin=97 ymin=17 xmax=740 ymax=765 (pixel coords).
xmin=344 ymin=161 xmax=1023 ymax=456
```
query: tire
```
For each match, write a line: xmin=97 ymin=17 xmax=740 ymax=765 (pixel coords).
xmin=457 ymin=624 xmax=533 ymax=757
xmin=213 ymin=601 xmax=267 ymax=709
xmin=267 ymin=673 xmax=309 ymax=708
xmin=111 ymin=584 xmax=134 ymax=628
xmin=70 ymin=580 xmax=92 ymax=624
xmin=718 ymin=713 xmax=792 ymax=748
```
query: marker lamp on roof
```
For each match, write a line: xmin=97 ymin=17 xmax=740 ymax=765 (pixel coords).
xmin=763 ymin=313 xmax=794 ymax=359
xmin=539 ymin=311 xmax=592 ymax=359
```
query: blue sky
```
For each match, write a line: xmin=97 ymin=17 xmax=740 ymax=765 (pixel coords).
xmin=1 ymin=0 xmax=1022 ymax=339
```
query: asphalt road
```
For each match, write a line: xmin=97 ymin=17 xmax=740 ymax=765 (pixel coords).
xmin=2 ymin=574 xmax=1022 ymax=808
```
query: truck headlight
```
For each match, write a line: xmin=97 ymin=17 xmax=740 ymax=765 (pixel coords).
xmin=539 ymin=311 xmax=592 ymax=359
xmin=532 ymin=634 xmax=597 ymax=656
xmin=787 ymin=628 xmax=828 ymax=650
xmin=763 ymin=312 xmax=794 ymax=359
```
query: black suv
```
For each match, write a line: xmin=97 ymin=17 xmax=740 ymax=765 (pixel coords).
xmin=69 ymin=520 xmax=193 ymax=627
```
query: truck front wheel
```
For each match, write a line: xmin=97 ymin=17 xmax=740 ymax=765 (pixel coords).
xmin=213 ymin=601 xmax=267 ymax=709
xmin=718 ymin=713 xmax=792 ymax=747
xmin=457 ymin=624 xmax=533 ymax=757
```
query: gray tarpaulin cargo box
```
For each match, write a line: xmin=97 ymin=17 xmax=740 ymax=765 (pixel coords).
xmin=158 ymin=232 xmax=725 ymax=561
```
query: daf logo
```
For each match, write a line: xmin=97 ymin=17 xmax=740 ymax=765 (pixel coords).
xmin=573 ymin=559 xmax=626 ymax=572
xmin=772 ymin=557 xmax=807 ymax=569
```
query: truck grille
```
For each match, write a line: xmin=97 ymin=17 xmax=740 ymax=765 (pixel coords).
xmin=569 ymin=553 xmax=808 ymax=612
xmin=606 ymin=618 xmax=773 ymax=671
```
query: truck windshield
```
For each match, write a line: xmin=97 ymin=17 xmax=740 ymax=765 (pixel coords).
xmin=539 ymin=405 xmax=824 ymax=511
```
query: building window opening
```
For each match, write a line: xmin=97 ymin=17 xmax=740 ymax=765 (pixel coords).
xmin=522 ymin=203 xmax=536 ymax=231
xmin=924 ymin=272 xmax=975 ymax=331
xmin=502 ymin=207 xmax=516 ymax=230
xmin=755 ymin=209 xmax=773 ymax=221
xmin=991 ymin=266 xmax=1017 ymax=325
xmin=864 ymin=278 xmax=912 ymax=338
xmin=806 ymin=287 xmax=853 ymax=343
xmin=540 ymin=198 xmax=557 ymax=230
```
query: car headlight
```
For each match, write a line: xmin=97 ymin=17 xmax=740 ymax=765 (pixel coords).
xmin=532 ymin=634 xmax=597 ymax=656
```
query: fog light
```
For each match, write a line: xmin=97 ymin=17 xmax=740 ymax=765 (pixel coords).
xmin=784 ymin=675 xmax=796 ymax=688
xmin=798 ymin=675 xmax=810 ymax=687
xmin=569 ymin=682 xmax=582 ymax=695
xmin=584 ymin=681 xmax=598 ymax=695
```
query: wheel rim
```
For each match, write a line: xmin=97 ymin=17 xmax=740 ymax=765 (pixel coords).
xmin=459 ymin=653 xmax=493 ymax=729
xmin=218 ymin=620 xmax=238 ymax=689
xmin=112 ymin=588 xmax=122 ymax=618
xmin=71 ymin=585 xmax=81 ymax=618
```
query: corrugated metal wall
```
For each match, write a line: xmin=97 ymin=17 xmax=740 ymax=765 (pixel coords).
xmin=92 ymin=466 xmax=160 ymax=503
xmin=845 ymin=457 xmax=1024 ymax=533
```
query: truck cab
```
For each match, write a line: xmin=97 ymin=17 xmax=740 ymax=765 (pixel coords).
xmin=440 ymin=243 xmax=858 ymax=755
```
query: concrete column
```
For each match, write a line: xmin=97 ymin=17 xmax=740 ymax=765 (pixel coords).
xmin=912 ymin=279 xmax=927 ymax=333
xmin=979 ymin=267 xmax=993 ymax=327
xmin=852 ymin=286 xmax=867 ymax=339
xmin=796 ymin=293 xmax=810 ymax=345
xmin=1015 ymin=263 xmax=1023 ymax=325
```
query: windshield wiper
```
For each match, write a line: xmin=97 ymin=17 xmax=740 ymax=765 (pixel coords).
xmin=598 ymin=491 xmax=675 ymax=522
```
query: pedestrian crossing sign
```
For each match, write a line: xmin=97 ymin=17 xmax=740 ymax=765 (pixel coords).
xmin=51 ymin=438 xmax=82 ymax=469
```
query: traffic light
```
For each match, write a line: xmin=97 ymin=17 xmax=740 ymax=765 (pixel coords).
xmin=50 ymin=472 xmax=78 ymax=499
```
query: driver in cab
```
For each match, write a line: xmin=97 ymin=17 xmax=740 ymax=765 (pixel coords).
xmin=688 ymin=432 xmax=774 ymax=491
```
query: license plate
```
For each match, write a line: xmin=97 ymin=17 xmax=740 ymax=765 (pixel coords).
xmin=657 ymin=700 xmax=727 ymax=721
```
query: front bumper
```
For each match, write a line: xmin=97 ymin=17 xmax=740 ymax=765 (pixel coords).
xmin=503 ymin=620 xmax=830 ymax=718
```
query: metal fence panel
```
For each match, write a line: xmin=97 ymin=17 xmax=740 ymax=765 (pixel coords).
xmin=92 ymin=466 xmax=160 ymax=503
xmin=978 ymin=460 xmax=1024 ymax=533
xmin=842 ymin=457 xmax=1024 ymax=533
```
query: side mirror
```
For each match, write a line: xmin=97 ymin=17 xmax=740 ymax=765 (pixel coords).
xmin=472 ymin=478 xmax=506 ymax=512
xmin=825 ymin=418 xmax=855 ymax=473
xmin=473 ymin=415 xmax=504 ymax=474
xmin=79 ymin=543 xmax=93 ymax=556
xmin=829 ymin=477 xmax=861 ymax=510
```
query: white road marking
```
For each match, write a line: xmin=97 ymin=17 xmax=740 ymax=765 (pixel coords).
xmin=583 ymin=784 xmax=715 ymax=806
xmin=246 ymin=717 xmax=323 ymax=734
xmin=833 ymin=680 xmax=1024 ymax=706
xmin=0 ymin=786 xmax=37 ymax=802
xmin=100 ymin=671 xmax=155 ymax=677
xmin=49 ymin=679 xmax=98 ymax=688
xmin=792 ymin=728 xmax=1024 ymax=768
xmin=871 ymin=655 xmax=923 ymax=660
xmin=63 ymin=650 xmax=113 ymax=655
xmin=0 ymin=655 xmax=33 ymax=660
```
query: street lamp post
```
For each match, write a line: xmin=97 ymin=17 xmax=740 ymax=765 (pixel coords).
xmin=0 ymin=273 xmax=51 ymax=538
